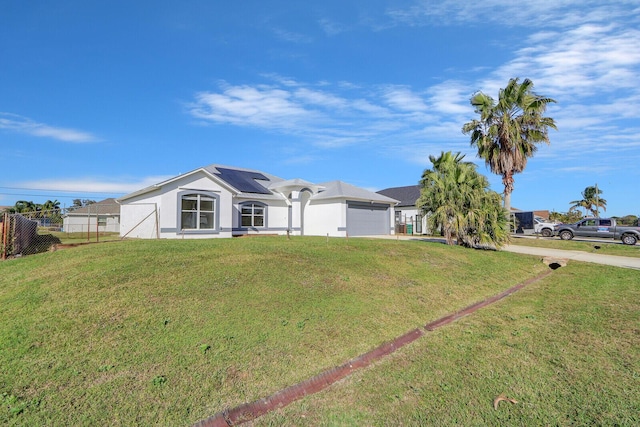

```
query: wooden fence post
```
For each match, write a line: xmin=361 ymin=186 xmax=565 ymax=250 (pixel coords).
xmin=1 ymin=212 xmax=8 ymax=260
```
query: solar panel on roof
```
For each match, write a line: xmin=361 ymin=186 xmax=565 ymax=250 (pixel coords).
xmin=215 ymin=167 xmax=272 ymax=194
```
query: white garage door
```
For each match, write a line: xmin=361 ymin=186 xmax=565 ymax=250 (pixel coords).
xmin=346 ymin=202 xmax=390 ymax=236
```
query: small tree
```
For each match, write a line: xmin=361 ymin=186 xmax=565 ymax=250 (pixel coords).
xmin=417 ymin=151 xmax=509 ymax=249
xmin=549 ymin=210 xmax=582 ymax=224
xmin=69 ymin=199 xmax=97 ymax=212
xmin=616 ymin=215 xmax=638 ymax=226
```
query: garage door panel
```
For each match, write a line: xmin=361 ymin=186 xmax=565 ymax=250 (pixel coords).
xmin=347 ymin=202 xmax=389 ymax=236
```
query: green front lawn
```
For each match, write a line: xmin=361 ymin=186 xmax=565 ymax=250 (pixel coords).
xmin=1 ymin=237 xmax=636 ymax=425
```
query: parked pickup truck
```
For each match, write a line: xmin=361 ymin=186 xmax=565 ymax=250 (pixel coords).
xmin=533 ymin=216 xmax=558 ymax=237
xmin=554 ymin=218 xmax=640 ymax=245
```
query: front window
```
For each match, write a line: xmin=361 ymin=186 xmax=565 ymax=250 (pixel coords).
xmin=181 ymin=194 xmax=215 ymax=230
xmin=241 ymin=203 xmax=265 ymax=227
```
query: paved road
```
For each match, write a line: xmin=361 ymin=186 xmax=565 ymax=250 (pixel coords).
xmin=363 ymin=235 xmax=640 ymax=270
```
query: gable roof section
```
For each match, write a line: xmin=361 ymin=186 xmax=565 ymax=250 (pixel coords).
xmin=119 ymin=164 xmax=284 ymax=202
xmin=117 ymin=167 xmax=227 ymax=201
xmin=118 ymin=164 xmax=401 ymax=206
xmin=66 ymin=198 xmax=120 ymax=215
xmin=313 ymin=181 xmax=398 ymax=204
xmin=377 ymin=185 xmax=421 ymax=207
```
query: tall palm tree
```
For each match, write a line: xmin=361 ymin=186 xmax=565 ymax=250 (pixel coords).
xmin=42 ymin=199 xmax=60 ymax=210
xmin=417 ymin=151 xmax=509 ymax=248
xmin=569 ymin=186 xmax=606 ymax=217
xmin=462 ymin=78 xmax=557 ymax=213
xmin=41 ymin=200 xmax=61 ymax=216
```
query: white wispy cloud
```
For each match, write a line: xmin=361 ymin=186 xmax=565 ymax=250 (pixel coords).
xmin=271 ymin=27 xmax=313 ymax=43
xmin=492 ymin=23 xmax=640 ymax=99
xmin=189 ymin=84 xmax=315 ymax=129
xmin=0 ymin=113 xmax=99 ymax=143
xmin=465 ymin=13 xmax=640 ymax=169
xmin=187 ymin=3 xmax=639 ymax=173
xmin=382 ymin=86 xmax=429 ymax=112
xmin=20 ymin=175 xmax=172 ymax=195
xmin=385 ymin=0 xmax=634 ymax=29
xmin=186 ymin=78 xmax=438 ymax=149
xmin=318 ymin=18 xmax=347 ymax=36
xmin=426 ymin=81 xmax=471 ymax=115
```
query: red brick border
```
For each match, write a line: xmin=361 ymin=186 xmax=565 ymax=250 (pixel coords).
xmin=194 ymin=269 xmax=554 ymax=427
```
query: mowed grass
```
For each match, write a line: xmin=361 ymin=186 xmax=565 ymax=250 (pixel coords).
xmin=39 ymin=229 xmax=121 ymax=245
xmin=258 ymin=262 xmax=639 ymax=426
xmin=0 ymin=237 xmax=636 ymax=425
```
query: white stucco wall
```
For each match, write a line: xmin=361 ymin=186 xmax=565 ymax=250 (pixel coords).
xmin=304 ymin=200 xmax=346 ymax=237
xmin=119 ymin=170 xmax=395 ymax=239
xmin=119 ymin=171 xmax=236 ymax=239
xmin=232 ymin=196 xmax=290 ymax=236
xmin=63 ymin=215 xmax=120 ymax=233
xmin=119 ymin=200 xmax=160 ymax=239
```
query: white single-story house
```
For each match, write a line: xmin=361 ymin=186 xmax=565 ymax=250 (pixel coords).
xmin=376 ymin=185 xmax=430 ymax=235
xmin=117 ymin=164 xmax=398 ymax=239
xmin=63 ymin=198 xmax=121 ymax=233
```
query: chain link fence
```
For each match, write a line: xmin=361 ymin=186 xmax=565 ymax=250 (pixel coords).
xmin=1 ymin=213 xmax=61 ymax=258
xmin=1 ymin=201 xmax=121 ymax=259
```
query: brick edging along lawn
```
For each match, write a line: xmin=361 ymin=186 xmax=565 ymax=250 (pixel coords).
xmin=195 ymin=269 xmax=555 ymax=427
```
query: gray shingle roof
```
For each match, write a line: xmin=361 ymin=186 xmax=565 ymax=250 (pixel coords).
xmin=313 ymin=181 xmax=398 ymax=204
xmin=118 ymin=164 xmax=400 ymax=206
xmin=376 ymin=185 xmax=421 ymax=207
xmin=65 ymin=198 xmax=120 ymax=215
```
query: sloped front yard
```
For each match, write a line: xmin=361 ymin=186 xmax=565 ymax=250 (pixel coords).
xmin=1 ymin=237 xmax=636 ymax=425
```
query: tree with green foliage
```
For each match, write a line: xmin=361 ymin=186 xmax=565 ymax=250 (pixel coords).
xmin=69 ymin=199 xmax=96 ymax=211
xmin=549 ymin=210 xmax=583 ymax=224
xmin=462 ymin=78 xmax=557 ymax=213
xmin=615 ymin=215 xmax=638 ymax=226
xmin=417 ymin=151 xmax=509 ymax=249
xmin=569 ymin=186 xmax=606 ymax=217
xmin=42 ymin=199 xmax=60 ymax=211
xmin=12 ymin=200 xmax=37 ymax=214
xmin=41 ymin=200 xmax=62 ymax=224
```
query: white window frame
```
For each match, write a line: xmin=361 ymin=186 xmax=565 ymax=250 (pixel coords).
xmin=240 ymin=202 xmax=266 ymax=228
xmin=179 ymin=192 xmax=218 ymax=232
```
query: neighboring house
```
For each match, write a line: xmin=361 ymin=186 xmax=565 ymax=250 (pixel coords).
xmin=63 ymin=198 xmax=121 ymax=233
xmin=376 ymin=185 xmax=429 ymax=235
xmin=117 ymin=164 xmax=398 ymax=239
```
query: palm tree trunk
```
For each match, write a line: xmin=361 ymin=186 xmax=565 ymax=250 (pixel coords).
xmin=501 ymin=172 xmax=514 ymax=213
xmin=503 ymin=190 xmax=511 ymax=213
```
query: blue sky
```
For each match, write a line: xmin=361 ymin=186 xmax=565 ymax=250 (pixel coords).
xmin=1 ymin=1 xmax=639 ymax=216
